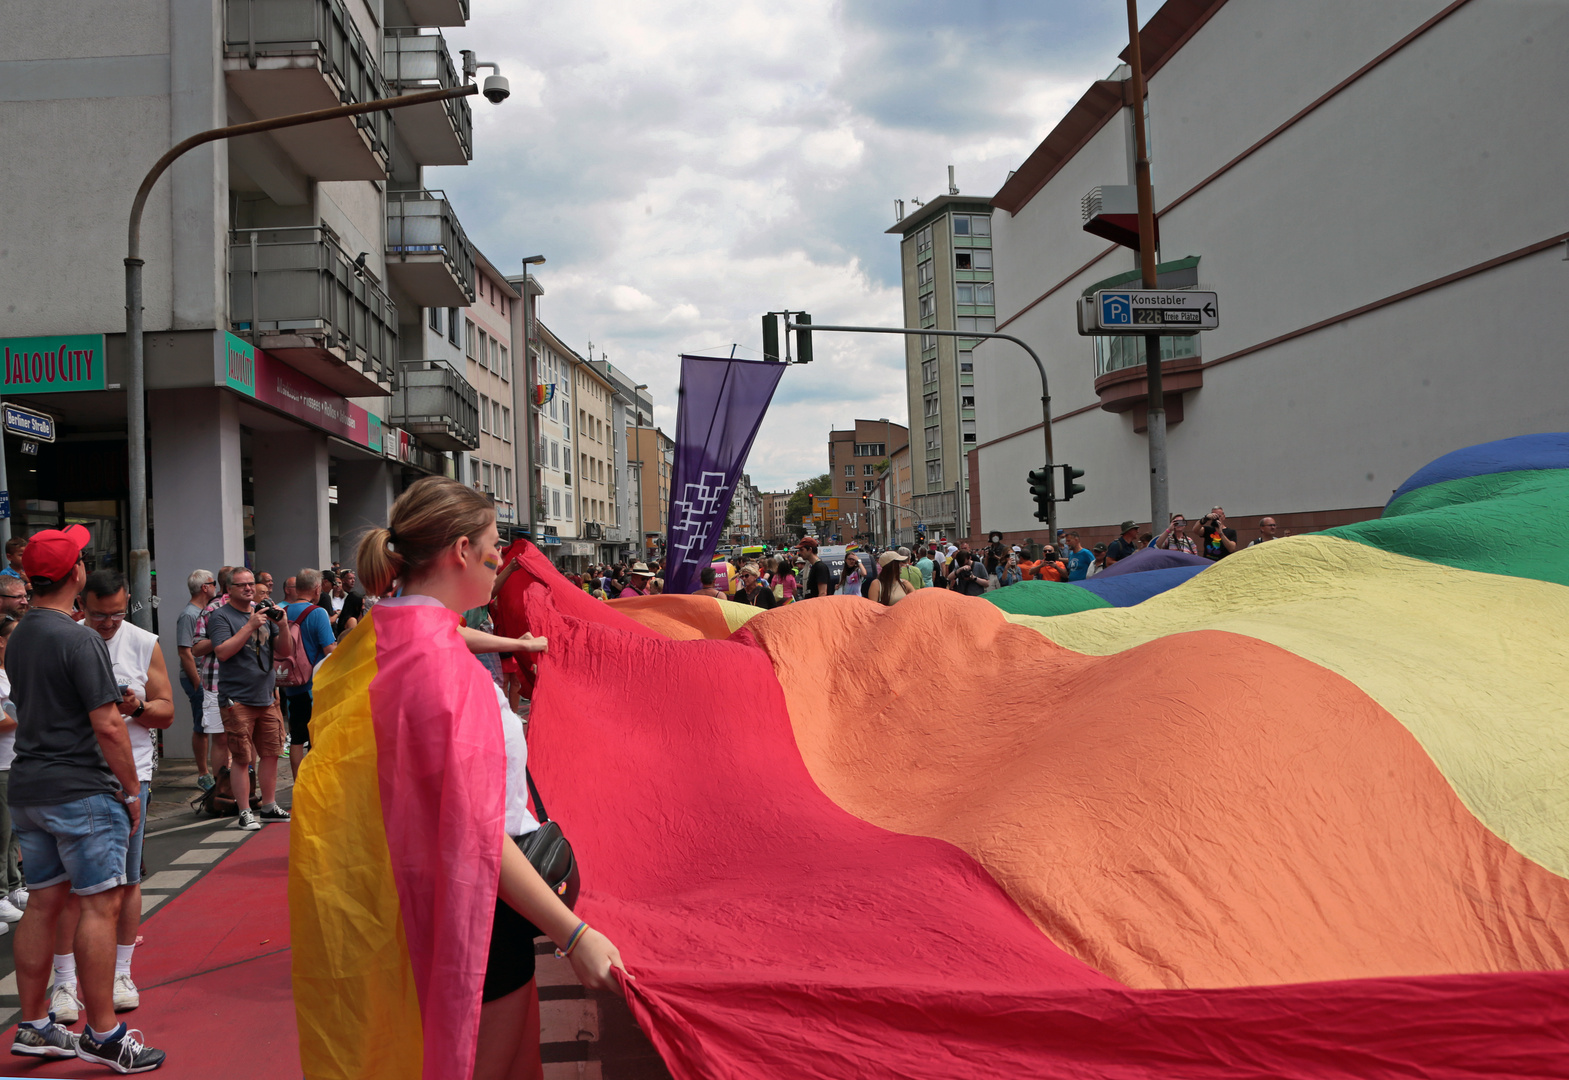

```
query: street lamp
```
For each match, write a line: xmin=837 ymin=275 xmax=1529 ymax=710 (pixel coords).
xmin=123 ymin=72 xmax=510 ymax=630
xmin=520 ymin=254 xmax=546 ymax=544
xmin=632 ymin=383 xmax=648 ymax=557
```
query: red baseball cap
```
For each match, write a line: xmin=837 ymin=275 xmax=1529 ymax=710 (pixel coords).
xmin=22 ymin=524 xmax=90 ymax=583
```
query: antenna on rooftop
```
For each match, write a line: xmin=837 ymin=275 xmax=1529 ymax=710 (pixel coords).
xmin=948 ymin=165 xmax=959 ymax=195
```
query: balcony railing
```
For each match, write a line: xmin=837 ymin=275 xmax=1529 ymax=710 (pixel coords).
xmin=383 ymin=29 xmax=472 ymax=164
xmin=230 ymin=226 xmax=398 ymax=397
xmin=386 ymin=189 xmax=477 ymax=307
xmin=390 ymin=360 xmax=479 ymax=451
xmin=223 ymin=0 xmax=392 ymax=179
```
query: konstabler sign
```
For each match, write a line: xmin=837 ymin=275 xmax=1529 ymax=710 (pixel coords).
xmin=1079 ymin=290 xmax=1219 ymax=335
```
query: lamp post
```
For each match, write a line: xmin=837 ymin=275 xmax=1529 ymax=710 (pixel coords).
xmin=123 ymin=75 xmax=508 ymax=631
xmin=520 ymin=254 xmax=546 ymax=544
xmin=632 ymin=383 xmax=648 ymax=558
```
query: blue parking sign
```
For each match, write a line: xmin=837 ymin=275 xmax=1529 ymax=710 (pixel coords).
xmin=1099 ymin=292 xmax=1133 ymax=326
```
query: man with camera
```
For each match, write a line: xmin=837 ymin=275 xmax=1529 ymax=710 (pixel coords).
xmin=1197 ymin=506 xmax=1238 ymax=561
xmin=202 ymin=568 xmax=293 ymax=831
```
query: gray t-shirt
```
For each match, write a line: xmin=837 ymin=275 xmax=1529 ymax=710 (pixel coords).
xmin=6 ymin=608 xmax=122 ymax=806
xmin=204 ymin=603 xmax=279 ymax=707
xmin=175 ymin=601 xmax=202 ymax=649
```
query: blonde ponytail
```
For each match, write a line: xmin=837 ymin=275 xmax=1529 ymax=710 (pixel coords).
xmin=354 ymin=477 xmax=495 ymax=597
xmin=355 ymin=526 xmax=406 ymax=598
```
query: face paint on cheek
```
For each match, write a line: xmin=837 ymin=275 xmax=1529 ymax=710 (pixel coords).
xmin=483 ymin=555 xmax=500 ymax=572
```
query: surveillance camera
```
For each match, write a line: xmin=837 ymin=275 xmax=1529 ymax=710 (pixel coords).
xmin=482 ymin=74 xmax=510 ymax=104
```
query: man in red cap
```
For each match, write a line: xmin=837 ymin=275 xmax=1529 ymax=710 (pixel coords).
xmin=4 ymin=526 xmax=166 ymax=1071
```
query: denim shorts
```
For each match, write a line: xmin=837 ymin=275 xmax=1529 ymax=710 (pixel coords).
xmin=124 ymin=781 xmax=151 ymax=886
xmin=12 ymin=792 xmax=131 ymax=896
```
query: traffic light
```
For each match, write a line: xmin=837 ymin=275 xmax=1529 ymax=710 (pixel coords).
xmin=794 ymin=312 xmax=813 ymax=364
xmin=762 ymin=313 xmax=780 ymax=362
xmin=1027 ymin=466 xmax=1054 ymax=522
xmin=1059 ymin=464 xmax=1086 ymax=501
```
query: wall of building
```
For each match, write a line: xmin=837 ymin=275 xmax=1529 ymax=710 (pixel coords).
xmin=973 ymin=0 xmax=1569 ymax=537
xmin=467 ymin=268 xmax=519 ymax=521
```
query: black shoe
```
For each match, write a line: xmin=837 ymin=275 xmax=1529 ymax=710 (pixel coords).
xmin=11 ymin=1018 xmax=76 ymax=1058
xmin=75 ymin=1023 xmax=164 ymax=1073
xmin=257 ymin=804 xmax=290 ymax=822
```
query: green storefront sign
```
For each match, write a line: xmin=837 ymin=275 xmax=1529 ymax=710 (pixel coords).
xmin=223 ymin=332 xmax=257 ymax=396
xmin=0 ymin=334 xmax=107 ymax=394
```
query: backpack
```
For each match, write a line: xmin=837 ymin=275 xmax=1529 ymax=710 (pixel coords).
xmin=189 ymin=765 xmax=260 ymax=818
xmin=273 ymin=607 xmax=314 ymax=689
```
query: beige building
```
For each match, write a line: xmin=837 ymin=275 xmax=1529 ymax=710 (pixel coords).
xmin=572 ymin=358 xmax=618 ymax=563
xmin=463 ymin=253 xmax=520 ymax=525
xmin=631 ymin=426 xmax=673 ymax=558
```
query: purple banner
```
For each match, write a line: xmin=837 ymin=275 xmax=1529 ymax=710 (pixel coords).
xmin=664 ymin=355 xmax=785 ymax=594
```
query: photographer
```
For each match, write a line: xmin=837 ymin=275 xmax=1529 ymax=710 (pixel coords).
xmin=1155 ymin=513 xmax=1198 ymax=554
xmin=1196 ymin=506 xmax=1238 ymax=562
xmin=202 ymin=568 xmax=293 ymax=831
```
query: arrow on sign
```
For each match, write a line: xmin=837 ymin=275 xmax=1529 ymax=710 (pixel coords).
xmin=1203 ymin=301 xmax=1217 ymax=319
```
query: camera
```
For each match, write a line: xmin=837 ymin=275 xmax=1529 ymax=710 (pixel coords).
xmin=482 ymin=74 xmax=510 ymax=103
xmin=256 ymin=598 xmax=284 ymax=621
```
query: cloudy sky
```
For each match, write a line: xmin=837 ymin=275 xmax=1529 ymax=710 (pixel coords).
xmin=436 ymin=1 xmax=1138 ymax=491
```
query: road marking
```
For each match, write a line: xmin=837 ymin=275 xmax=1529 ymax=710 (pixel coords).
xmin=0 ymin=1008 xmax=15 ymax=1028
xmin=141 ymin=892 xmax=168 ymax=915
xmin=172 ymin=848 xmax=223 ymax=865
xmin=200 ymin=831 xmax=247 ymax=844
xmin=0 ymin=973 xmax=13 ymax=996
xmin=140 ymin=870 xmax=199 ymax=891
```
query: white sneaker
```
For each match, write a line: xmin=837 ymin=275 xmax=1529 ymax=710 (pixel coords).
xmin=49 ymin=981 xmax=81 ymax=1025
xmin=234 ymin=808 xmax=260 ymax=831
xmin=8 ymin=887 xmax=28 ymax=910
xmin=112 ymin=972 xmax=140 ymax=1012
xmin=0 ymin=896 xmax=24 ymax=922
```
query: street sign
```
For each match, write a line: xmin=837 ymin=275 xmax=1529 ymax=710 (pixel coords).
xmin=1079 ymin=289 xmax=1218 ymax=335
xmin=19 ymin=441 xmax=38 ymax=456
xmin=0 ymin=492 xmax=9 ymax=520
xmin=2 ymin=403 xmax=55 ymax=443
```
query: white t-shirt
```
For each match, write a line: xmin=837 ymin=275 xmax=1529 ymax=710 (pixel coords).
xmin=497 ymin=684 xmax=540 ymax=839
xmin=0 ymin=669 xmax=16 ymax=771
xmin=104 ymin=621 xmax=158 ymax=782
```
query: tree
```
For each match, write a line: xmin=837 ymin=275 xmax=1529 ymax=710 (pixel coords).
xmin=785 ymin=473 xmax=832 ymax=527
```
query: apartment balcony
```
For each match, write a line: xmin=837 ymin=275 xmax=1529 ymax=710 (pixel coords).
xmin=400 ymin=0 xmax=468 ymax=27
xmin=389 ymin=360 xmax=478 ymax=451
xmin=230 ymin=226 xmax=397 ymax=397
xmin=223 ymin=0 xmax=391 ymax=181
xmin=386 ymin=189 xmax=477 ymax=307
xmin=382 ymin=30 xmax=472 ymax=164
xmin=1092 ymin=334 xmax=1204 ymax=432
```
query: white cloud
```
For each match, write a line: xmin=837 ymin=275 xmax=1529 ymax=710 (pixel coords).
xmin=437 ymin=0 xmax=1123 ymax=489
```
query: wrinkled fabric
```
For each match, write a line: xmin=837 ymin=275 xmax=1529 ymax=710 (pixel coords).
xmin=291 ymin=602 xmax=504 ymax=1080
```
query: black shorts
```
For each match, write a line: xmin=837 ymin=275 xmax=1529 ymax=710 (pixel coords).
xmin=282 ymin=691 xmax=312 ymax=748
xmin=482 ymin=895 xmax=540 ymax=1003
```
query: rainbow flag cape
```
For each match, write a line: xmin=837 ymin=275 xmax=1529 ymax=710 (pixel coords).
xmin=291 ymin=597 xmax=505 ymax=1080
xmin=495 ymin=433 xmax=1569 ymax=1079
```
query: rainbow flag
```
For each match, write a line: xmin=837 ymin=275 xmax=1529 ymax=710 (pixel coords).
xmin=532 ymin=384 xmax=555 ymax=407
xmin=495 ymin=433 xmax=1569 ymax=1079
xmin=290 ymin=597 xmax=505 ymax=1080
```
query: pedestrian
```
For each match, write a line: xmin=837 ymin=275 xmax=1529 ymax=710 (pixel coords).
xmin=176 ymin=570 xmax=218 ymax=792
xmin=189 ymin=567 xmax=234 ymax=793
xmin=947 ymin=551 xmax=988 ymax=596
xmin=1248 ymin=517 xmax=1280 ymax=547
xmin=202 ymin=568 xmax=294 ymax=830
xmin=254 ymin=572 xmax=274 ymax=604
xmin=737 ymin=565 xmax=776 ymax=609
xmin=0 ymin=616 xmax=23 ymax=927
xmin=795 ymin=538 xmax=835 ymax=599
xmin=334 ymin=569 xmax=366 ymax=639
xmin=1036 ymin=546 xmax=1068 ymax=582
xmin=53 ymin=570 xmax=176 ymax=1015
xmin=868 ymin=550 xmax=915 ymax=606
xmin=283 ymin=569 xmax=337 ymax=780
xmin=997 ymin=554 xmax=1024 ymax=588
xmin=1155 ymin=513 xmax=1197 ymax=554
xmin=1087 ymin=544 xmax=1108 ymax=577
xmin=282 ymin=576 xmax=298 ymax=604
xmin=1196 ymin=507 xmax=1238 ymax=561
xmin=618 ymin=563 xmax=654 ymax=598
xmin=695 ymin=568 xmax=723 ymax=598
xmin=778 ymin=561 xmax=796 ymax=603
xmin=1062 ymin=532 xmax=1094 ymax=581
xmin=0 ymin=575 xmax=27 ymax=622
xmin=1105 ymin=521 xmax=1140 ymax=564
xmin=915 ymin=546 xmax=935 ymax=588
xmin=296 ymin=476 xmax=627 ymax=1080
xmin=839 ymin=554 xmax=863 ymax=597
xmin=6 ymin=526 xmax=166 ymax=1071
xmin=0 ymin=538 xmax=25 ymax=582
xmin=896 ymin=547 xmax=922 ymax=593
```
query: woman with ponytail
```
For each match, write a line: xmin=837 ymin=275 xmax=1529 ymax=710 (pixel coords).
xmin=291 ymin=477 xmax=629 ymax=1080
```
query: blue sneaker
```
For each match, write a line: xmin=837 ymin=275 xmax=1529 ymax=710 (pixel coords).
xmin=75 ymin=1023 xmax=165 ymax=1073
xmin=11 ymin=1017 xmax=77 ymax=1059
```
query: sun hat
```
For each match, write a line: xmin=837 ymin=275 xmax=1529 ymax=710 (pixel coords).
xmin=1119 ymin=520 xmax=1137 ymax=534
xmin=630 ymin=561 xmax=653 ymax=576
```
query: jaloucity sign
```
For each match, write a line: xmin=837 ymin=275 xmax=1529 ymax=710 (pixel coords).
xmin=0 ymin=335 xmax=108 ymax=394
xmin=221 ymin=333 xmax=383 ymax=453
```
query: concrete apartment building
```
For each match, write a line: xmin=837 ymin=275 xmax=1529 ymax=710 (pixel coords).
xmin=970 ymin=0 xmax=1569 ymax=548
xmin=1 ymin=0 xmax=500 ymax=752
xmin=458 ymin=254 xmax=521 ymax=526
xmin=766 ymin=492 xmax=791 ymax=547
xmin=871 ymin=444 xmax=915 ymax=548
xmin=888 ymin=193 xmax=996 ymax=539
xmin=828 ymin=420 xmax=910 ymax=542
xmin=586 ymin=357 xmax=654 ymax=563
xmin=570 ymin=357 xmax=618 ymax=565
xmin=535 ymin=320 xmax=578 ymax=557
xmin=631 ymin=426 xmax=674 ymax=558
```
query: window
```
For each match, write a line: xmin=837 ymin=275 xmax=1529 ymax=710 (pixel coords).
xmin=429 ymin=307 xmax=441 ymax=332
xmin=448 ymin=308 xmax=460 ymax=346
xmin=504 ymin=468 xmax=512 ymax=502
xmin=864 ymin=480 xmax=875 ymax=492
xmin=961 ymin=395 xmax=974 ymax=409
xmin=918 ymin=294 xmax=934 ymax=319
xmin=479 ymin=395 xmax=490 ymax=433
xmin=924 ymin=394 xmax=939 ymax=418
xmin=493 ymin=400 xmax=502 ymax=434
xmin=501 ymin=406 xmax=510 ymax=441
xmin=922 ymin=359 xmax=938 ymax=384
xmin=564 ymin=493 xmax=572 ymax=520
xmin=582 ymin=497 xmax=589 ymax=522
xmin=1094 ymin=333 xmax=1200 ymax=377
xmin=500 ymin=346 xmax=509 ymax=381
xmin=955 ymin=251 xmax=972 ymax=271
xmin=959 ymin=351 xmax=973 ymax=373
xmin=927 ymin=461 xmax=943 ymax=485
xmin=963 ymin=420 xmax=976 ymax=444
xmin=845 ymin=465 xmax=854 ymax=476
xmin=921 ymin=334 xmax=936 ymax=352
xmin=917 ymin=260 xmax=932 ymax=285
xmin=845 ymin=481 xmax=855 ymax=493
xmin=916 ymin=224 xmax=933 ymax=253
xmin=552 ymin=490 xmax=561 ymax=518
xmin=925 ymin=426 xmax=940 ymax=451
xmin=479 ymin=331 xmax=489 ymax=369
xmin=482 ymin=462 xmax=493 ymax=492
xmin=469 ymin=456 xmax=480 ymax=483
xmin=955 ymin=316 xmax=995 ymax=333
xmin=550 ymin=441 xmax=559 ymax=469
xmin=465 ymin=320 xmax=477 ymax=358
xmin=862 ymin=464 xmax=874 ymax=475
xmin=973 ymin=249 xmax=993 ymax=271
xmin=489 ymin=338 xmax=499 ymax=372
xmin=952 ymin=214 xmax=990 ymax=236
xmin=853 ymin=443 xmax=885 ymax=457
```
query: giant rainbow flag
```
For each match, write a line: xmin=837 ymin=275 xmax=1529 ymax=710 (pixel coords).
xmin=293 ymin=434 xmax=1569 ymax=1079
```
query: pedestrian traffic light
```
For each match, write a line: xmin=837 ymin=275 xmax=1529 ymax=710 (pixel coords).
xmin=762 ymin=313 xmax=780 ymax=362
xmin=794 ymin=312 xmax=813 ymax=364
xmin=1027 ymin=466 xmax=1054 ymax=522
xmin=1059 ymin=464 xmax=1086 ymax=501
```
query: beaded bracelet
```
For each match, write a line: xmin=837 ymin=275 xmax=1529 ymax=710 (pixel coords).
xmin=555 ymin=921 xmax=589 ymax=959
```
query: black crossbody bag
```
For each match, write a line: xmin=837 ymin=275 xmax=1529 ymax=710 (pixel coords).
xmin=516 ymin=768 xmax=580 ymax=911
